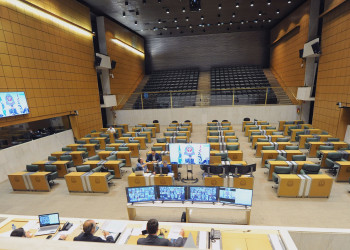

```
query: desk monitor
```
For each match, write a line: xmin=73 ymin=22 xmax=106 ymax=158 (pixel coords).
xmin=169 ymin=143 xmax=210 ymax=165
xmin=158 ymin=186 xmax=186 ymax=201
xmin=126 ymin=186 xmax=157 ymax=203
xmin=219 ymin=187 xmax=253 ymax=206
xmin=188 ymin=186 xmax=218 ymax=202
xmin=38 ymin=213 xmax=60 ymax=227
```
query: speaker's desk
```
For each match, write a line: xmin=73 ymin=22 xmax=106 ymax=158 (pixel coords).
xmin=106 ymin=143 xmax=140 ymax=157
xmin=251 ymin=135 xmax=284 ymax=148
xmin=128 ymin=173 xmax=174 ymax=187
xmin=308 ymin=141 xmax=348 ymax=157
xmin=283 ymin=124 xmax=312 ymax=136
xmin=207 ymin=130 xmax=235 ymax=136
xmin=83 ymin=160 xmax=122 ymax=178
xmin=132 ymin=127 xmax=156 ymax=138
xmin=248 ymin=130 xmax=278 ymax=141
xmin=97 ymin=151 xmax=132 ymax=167
xmin=278 ymin=120 xmax=304 ymax=131
xmin=207 ymin=136 xmax=237 ymax=143
xmin=298 ymin=134 xmax=333 ymax=148
xmin=334 ymin=161 xmax=350 ymax=182
xmin=80 ymin=137 xmax=107 ymax=150
xmin=210 ymin=150 xmax=243 ymax=161
xmin=244 ymin=125 xmax=270 ymax=136
xmin=124 ymin=132 xmax=151 ymax=143
xmin=209 ymin=142 xmax=240 ymax=151
xmin=277 ymin=174 xmax=302 ymax=197
xmin=67 ymin=143 xmax=96 ymax=157
xmin=145 ymin=158 xmax=178 ymax=179
xmin=261 ymin=150 xmax=303 ymax=165
xmin=290 ymin=129 xmax=322 ymax=142
xmin=32 ymin=160 xmax=70 ymax=177
xmin=50 ymin=151 xmax=85 ymax=166
xmin=266 ymin=161 xmax=314 ymax=181
xmin=255 ymin=142 xmax=292 ymax=157
xmin=118 ymin=137 xmax=146 ymax=149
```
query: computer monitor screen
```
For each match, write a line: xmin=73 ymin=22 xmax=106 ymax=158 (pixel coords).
xmin=219 ymin=187 xmax=253 ymax=206
xmin=158 ymin=186 xmax=186 ymax=201
xmin=38 ymin=213 xmax=60 ymax=227
xmin=155 ymin=166 xmax=170 ymax=175
xmin=188 ymin=186 xmax=218 ymax=202
xmin=0 ymin=92 xmax=29 ymax=118
xmin=169 ymin=143 xmax=210 ymax=165
xmin=126 ymin=186 xmax=157 ymax=203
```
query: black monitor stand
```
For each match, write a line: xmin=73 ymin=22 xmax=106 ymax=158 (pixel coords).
xmin=232 ymin=166 xmax=240 ymax=178
xmin=219 ymin=165 xmax=229 ymax=178
xmin=249 ymin=165 xmax=254 ymax=177
xmin=181 ymin=164 xmax=199 ymax=183
xmin=205 ymin=165 xmax=212 ymax=177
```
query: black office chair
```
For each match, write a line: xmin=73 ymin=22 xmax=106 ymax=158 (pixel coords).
xmin=172 ymin=120 xmax=178 ymax=123
xmin=212 ymin=120 xmax=218 ymax=122
xmin=243 ymin=118 xmax=250 ymax=121
xmin=184 ymin=120 xmax=191 ymax=123
xmin=153 ymin=120 xmax=159 ymax=123
xmin=44 ymin=165 xmax=58 ymax=186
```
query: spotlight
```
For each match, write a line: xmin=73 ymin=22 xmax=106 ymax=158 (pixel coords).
xmin=230 ymin=21 xmax=233 ymax=25
xmin=254 ymin=19 xmax=258 ymax=23
xmin=217 ymin=22 xmax=220 ymax=26
xmin=122 ymin=11 xmax=125 ymax=17
xmin=232 ymin=13 xmax=236 ymax=17
xmin=250 ymin=1 xmax=254 ymax=7
xmin=182 ymin=7 xmax=186 ymax=12
xmin=186 ymin=17 xmax=189 ymax=21
xmin=259 ymin=11 xmax=262 ymax=16
xmin=218 ymin=4 xmax=222 ymax=10
xmin=276 ymin=9 xmax=280 ymax=14
xmin=288 ymin=0 xmax=291 ymax=3
xmin=166 ymin=9 xmax=169 ymax=14
xmin=176 ymin=26 xmax=179 ymax=29
xmin=268 ymin=18 xmax=272 ymax=22
xmin=174 ymin=18 xmax=178 ymax=23
xmin=189 ymin=25 xmax=192 ymax=28
xmin=201 ymin=15 xmax=204 ymax=20
xmin=241 ymin=20 xmax=244 ymax=24
xmin=267 ymin=0 xmax=271 ymax=5
xmin=236 ymin=3 xmax=239 ymax=8
xmin=135 ymin=21 xmax=137 ymax=25
xmin=158 ymin=0 xmax=161 ymax=3
xmin=158 ymin=19 xmax=161 ymax=23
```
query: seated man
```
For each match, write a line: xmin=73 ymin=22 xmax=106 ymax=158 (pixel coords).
xmin=136 ymin=158 xmax=148 ymax=172
xmin=74 ymin=220 xmax=114 ymax=243
xmin=137 ymin=219 xmax=184 ymax=247
xmin=160 ymin=160 xmax=172 ymax=173
xmin=10 ymin=228 xmax=33 ymax=238
xmin=107 ymin=126 xmax=116 ymax=133
xmin=146 ymin=150 xmax=162 ymax=163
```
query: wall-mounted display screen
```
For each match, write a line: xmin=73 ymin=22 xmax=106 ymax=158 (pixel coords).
xmin=0 ymin=92 xmax=29 ymax=118
xmin=169 ymin=143 xmax=210 ymax=165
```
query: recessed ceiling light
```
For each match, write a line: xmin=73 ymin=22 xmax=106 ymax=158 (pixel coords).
xmin=217 ymin=22 xmax=220 ymax=26
xmin=230 ymin=21 xmax=233 ymax=25
xmin=158 ymin=19 xmax=161 ymax=23
xmin=166 ymin=9 xmax=169 ymax=14
xmin=267 ymin=0 xmax=271 ymax=5
xmin=176 ymin=26 xmax=179 ymax=29
xmin=232 ymin=13 xmax=236 ymax=17
xmin=288 ymin=0 xmax=292 ymax=4
xmin=158 ymin=0 xmax=161 ymax=3
xmin=221 ymin=22 xmax=224 ymax=25
xmin=198 ymin=8 xmax=201 ymax=11
xmin=218 ymin=4 xmax=222 ymax=10
xmin=189 ymin=25 xmax=192 ymax=28
xmin=254 ymin=19 xmax=258 ymax=23
xmin=250 ymin=1 xmax=254 ymax=7
xmin=236 ymin=3 xmax=239 ymax=8
xmin=241 ymin=20 xmax=244 ymax=24
xmin=174 ymin=18 xmax=178 ymax=23
xmin=259 ymin=11 xmax=262 ymax=16
xmin=276 ymin=9 xmax=280 ymax=14
xmin=268 ymin=18 xmax=272 ymax=22
xmin=207 ymin=23 xmax=210 ymax=26
xmin=186 ymin=17 xmax=189 ymax=21
xmin=201 ymin=15 xmax=204 ymax=20
xmin=182 ymin=7 xmax=186 ymax=12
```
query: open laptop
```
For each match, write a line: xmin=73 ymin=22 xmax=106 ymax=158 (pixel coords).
xmin=35 ymin=213 xmax=60 ymax=236
xmin=134 ymin=170 xmax=144 ymax=176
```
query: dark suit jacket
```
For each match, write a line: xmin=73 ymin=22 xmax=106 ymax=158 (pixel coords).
xmin=146 ymin=153 xmax=162 ymax=162
xmin=137 ymin=234 xmax=184 ymax=247
xmin=73 ymin=232 xmax=114 ymax=243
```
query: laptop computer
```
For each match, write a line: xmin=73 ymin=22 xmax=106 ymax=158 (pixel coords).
xmin=134 ymin=170 xmax=144 ymax=176
xmin=35 ymin=213 xmax=60 ymax=236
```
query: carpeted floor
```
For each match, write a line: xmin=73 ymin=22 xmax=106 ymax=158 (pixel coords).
xmin=1 ymin=124 xmax=350 ymax=228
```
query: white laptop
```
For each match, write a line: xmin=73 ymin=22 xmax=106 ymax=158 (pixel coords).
xmin=134 ymin=170 xmax=144 ymax=176
xmin=35 ymin=213 xmax=60 ymax=236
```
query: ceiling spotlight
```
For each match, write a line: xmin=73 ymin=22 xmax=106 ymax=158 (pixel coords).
xmin=198 ymin=8 xmax=201 ymax=11
xmin=134 ymin=21 xmax=137 ymax=25
xmin=268 ymin=18 xmax=272 ymax=22
xmin=182 ymin=7 xmax=186 ymax=12
xmin=136 ymin=11 xmax=139 ymax=15
xmin=158 ymin=0 xmax=161 ymax=3
xmin=241 ymin=20 xmax=244 ymax=24
xmin=201 ymin=15 xmax=204 ymax=20
xmin=267 ymin=0 xmax=271 ymax=5
xmin=254 ymin=19 xmax=258 ymax=23
xmin=250 ymin=1 xmax=254 ymax=7
xmin=288 ymin=0 xmax=292 ymax=3
xmin=236 ymin=3 xmax=239 ymax=8
xmin=232 ymin=13 xmax=236 ymax=17
xmin=221 ymin=22 xmax=224 ymax=25
xmin=258 ymin=11 xmax=262 ymax=16
xmin=158 ymin=19 xmax=161 ymax=23
xmin=174 ymin=18 xmax=178 ymax=23
xmin=122 ymin=11 xmax=125 ymax=17
xmin=189 ymin=25 xmax=192 ymax=28
xmin=230 ymin=21 xmax=233 ymax=25
xmin=186 ymin=17 xmax=189 ymax=21
xmin=217 ymin=22 xmax=220 ymax=26
xmin=218 ymin=4 xmax=222 ymax=10
xmin=163 ymin=27 xmax=167 ymax=30
xmin=207 ymin=23 xmax=210 ymax=26
xmin=166 ymin=9 xmax=169 ymax=14
xmin=176 ymin=26 xmax=179 ymax=29
xmin=125 ymin=1 xmax=128 ymax=5
xmin=276 ymin=9 xmax=280 ymax=14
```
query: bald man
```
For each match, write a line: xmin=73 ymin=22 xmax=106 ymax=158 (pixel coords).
xmin=73 ymin=220 xmax=114 ymax=243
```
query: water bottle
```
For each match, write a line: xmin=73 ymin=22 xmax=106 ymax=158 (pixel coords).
xmin=12 ymin=224 xmax=16 ymax=230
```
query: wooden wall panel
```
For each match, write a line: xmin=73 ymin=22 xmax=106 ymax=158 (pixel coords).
xmin=313 ymin=0 xmax=350 ymax=139
xmin=104 ymin=18 xmax=145 ymax=107
xmin=0 ymin=0 xmax=102 ymax=137
xmin=270 ymin=1 xmax=310 ymax=96
xmin=146 ymin=31 xmax=269 ymax=71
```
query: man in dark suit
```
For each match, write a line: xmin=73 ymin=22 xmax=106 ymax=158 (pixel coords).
xmin=146 ymin=150 xmax=162 ymax=163
xmin=137 ymin=219 xmax=184 ymax=247
xmin=73 ymin=220 xmax=114 ymax=243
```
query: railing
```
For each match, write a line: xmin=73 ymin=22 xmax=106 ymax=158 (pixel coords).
xmin=115 ymin=87 xmax=295 ymax=110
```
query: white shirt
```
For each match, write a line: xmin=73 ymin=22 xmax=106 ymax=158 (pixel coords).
xmin=107 ymin=127 xmax=116 ymax=133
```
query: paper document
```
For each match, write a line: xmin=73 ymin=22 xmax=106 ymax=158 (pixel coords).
xmin=117 ymin=228 xmax=132 ymax=245
xmin=101 ymin=220 xmax=127 ymax=233
xmin=52 ymin=223 xmax=80 ymax=240
xmin=131 ymin=228 xmax=143 ymax=236
xmin=168 ymin=225 xmax=182 ymax=239
xmin=22 ymin=220 xmax=39 ymax=231
xmin=198 ymin=231 xmax=208 ymax=249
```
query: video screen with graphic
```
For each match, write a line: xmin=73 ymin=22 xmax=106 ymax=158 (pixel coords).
xmin=158 ymin=186 xmax=186 ymax=201
xmin=0 ymin=92 xmax=29 ymax=118
xmin=219 ymin=187 xmax=253 ymax=206
xmin=188 ymin=186 xmax=218 ymax=202
xmin=126 ymin=186 xmax=157 ymax=203
xmin=169 ymin=143 xmax=210 ymax=165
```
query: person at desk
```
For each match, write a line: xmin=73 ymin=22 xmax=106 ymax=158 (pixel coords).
xmin=10 ymin=228 xmax=33 ymax=238
xmin=146 ymin=150 xmax=162 ymax=163
xmin=73 ymin=220 xmax=114 ymax=243
xmin=136 ymin=158 xmax=148 ymax=172
xmin=107 ymin=126 xmax=116 ymax=133
xmin=137 ymin=219 xmax=184 ymax=247
xmin=153 ymin=160 xmax=172 ymax=175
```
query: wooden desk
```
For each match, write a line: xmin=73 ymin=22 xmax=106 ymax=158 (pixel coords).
xmin=277 ymin=174 xmax=301 ymax=197
xmin=31 ymin=160 xmax=69 ymax=177
xmin=128 ymin=173 xmax=146 ymax=187
xmin=207 ymin=136 xmax=237 ymax=143
xmin=130 ymin=129 xmax=154 ymax=140
xmin=205 ymin=175 xmax=224 ymax=186
xmin=107 ymin=143 xmax=140 ymax=157
xmin=64 ymin=172 xmax=85 ymax=192
xmin=29 ymin=172 xmax=51 ymax=191
xmin=335 ymin=161 xmax=350 ymax=182
xmin=242 ymin=121 xmax=267 ymax=131
xmin=153 ymin=142 xmax=168 ymax=151
xmin=8 ymin=172 xmax=31 ymax=191
xmin=209 ymin=142 xmax=240 ymax=151
xmin=261 ymin=150 xmax=303 ymax=165
xmin=251 ymin=135 xmax=284 ymax=148
xmin=124 ymin=132 xmax=151 ymax=143
xmin=51 ymin=151 xmax=84 ymax=166
xmin=116 ymin=124 xmax=128 ymax=132
xmin=233 ymin=176 xmax=254 ymax=190
xmin=248 ymin=130 xmax=278 ymax=140
xmin=119 ymin=137 xmax=146 ymax=149
xmin=307 ymin=174 xmax=333 ymax=198
xmin=89 ymin=172 xmax=110 ymax=193
xmin=83 ymin=160 xmax=122 ymax=178
xmin=67 ymin=143 xmax=96 ymax=157
xmin=308 ymin=141 xmax=348 ymax=157
xmin=165 ymin=136 xmax=189 ymax=143
xmin=210 ymin=150 xmax=243 ymax=161
xmin=283 ymin=124 xmax=312 ymax=136
xmin=266 ymin=161 xmax=314 ymax=181
xmin=139 ymin=123 xmax=160 ymax=133
xmin=97 ymin=151 xmax=131 ymax=167
xmin=290 ymin=129 xmax=322 ymax=142
xmin=208 ymin=122 xmax=232 ymax=126
xmin=101 ymin=127 xmax=123 ymax=138
xmin=298 ymin=134 xmax=332 ymax=148
xmin=153 ymin=174 xmax=173 ymax=186
xmin=91 ymin=132 xmax=102 ymax=137
xmin=244 ymin=125 xmax=269 ymax=136
xmin=255 ymin=142 xmax=292 ymax=157
xmin=207 ymin=125 xmax=233 ymax=131
xmin=164 ymin=131 xmax=190 ymax=140
xmin=278 ymin=120 xmax=303 ymax=131
xmin=207 ymin=130 xmax=235 ymax=136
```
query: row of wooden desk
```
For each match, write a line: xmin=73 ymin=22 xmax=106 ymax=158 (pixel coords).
xmin=8 ymin=172 xmax=52 ymax=191
xmin=65 ymin=172 xmax=112 ymax=193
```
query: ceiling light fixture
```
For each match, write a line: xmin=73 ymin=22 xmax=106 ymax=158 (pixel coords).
xmin=176 ymin=26 xmax=179 ymax=29
xmin=268 ymin=18 xmax=272 ymax=22
xmin=174 ymin=18 xmax=178 ymax=22
xmin=158 ymin=0 xmax=161 ymax=3
xmin=134 ymin=21 xmax=137 ymax=25
xmin=201 ymin=15 xmax=204 ymax=20
xmin=250 ymin=1 xmax=254 ymax=7
xmin=288 ymin=0 xmax=292 ymax=4
xmin=230 ymin=21 xmax=233 ymax=25
xmin=218 ymin=4 xmax=222 ymax=10
xmin=267 ymin=0 xmax=271 ymax=5
xmin=182 ymin=7 xmax=186 ymax=12
xmin=232 ymin=13 xmax=236 ymax=17
xmin=241 ymin=20 xmax=244 ymax=24
xmin=258 ymin=11 xmax=262 ymax=16
xmin=217 ymin=22 xmax=221 ymax=26
xmin=186 ymin=17 xmax=189 ymax=21
xmin=166 ymin=9 xmax=169 ymax=14
xmin=123 ymin=11 xmax=126 ymax=17
xmin=158 ymin=19 xmax=161 ymax=23
xmin=236 ymin=3 xmax=239 ymax=8
xmin=276 ymin=9 xmax=280 ymax=14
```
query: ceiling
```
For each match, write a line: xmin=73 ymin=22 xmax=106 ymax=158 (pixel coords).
xmin=81 ymin=0 xmax=307 ymax=38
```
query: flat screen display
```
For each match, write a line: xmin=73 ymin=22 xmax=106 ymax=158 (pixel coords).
xmin=169 ymin=143 xmax=210 ymax=165
xmin=188 ymin=186 xmax=218 ymax=202
xmin=219 ymin=187 xmax=253 ymax=206
xmin=38 ymin=213 xmax=60 ymax=227
xmin=126 ymin=186 xmax=157 ymax=203
xmin=158 ymin=186 xmax=186 ymax=201
xmin=0 ymin=92 xmax=29 ymax=118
